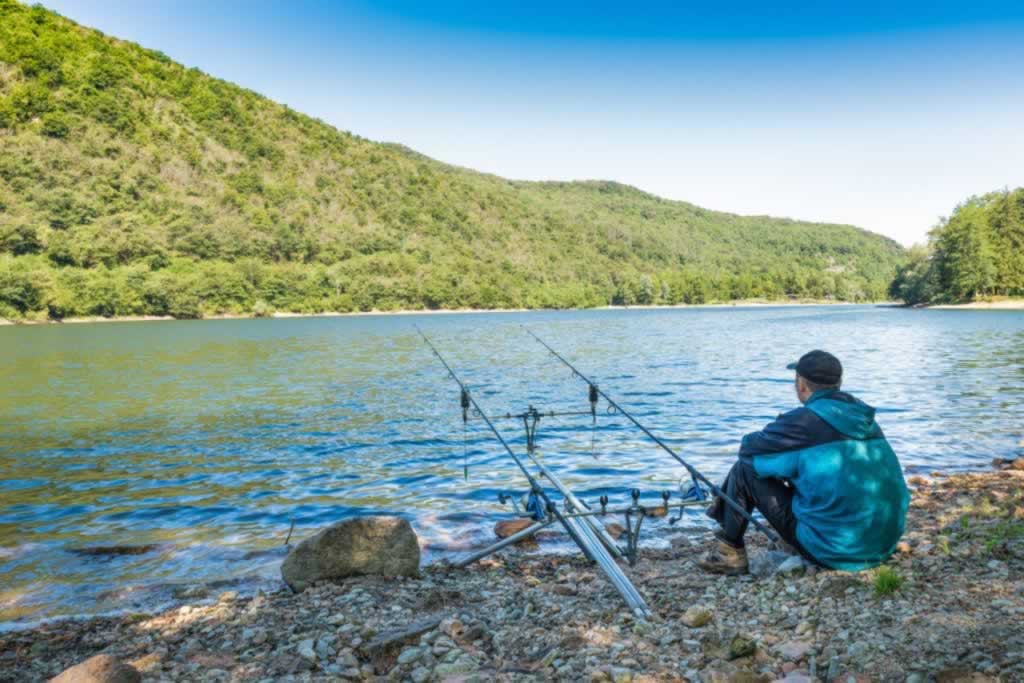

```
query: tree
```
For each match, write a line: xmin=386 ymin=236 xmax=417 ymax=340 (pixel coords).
xmin=934 ymin=204 xmax=997 ymax=300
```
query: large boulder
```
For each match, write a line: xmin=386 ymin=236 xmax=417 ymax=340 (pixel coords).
xmin=281 ymin=515 xmax=420 ymax=592
xmin=50 ymin=654 xmax=140 ymax=683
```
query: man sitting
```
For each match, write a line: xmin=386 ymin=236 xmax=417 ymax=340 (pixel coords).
xmin=699 ymin=350 xmax=910 ymax=574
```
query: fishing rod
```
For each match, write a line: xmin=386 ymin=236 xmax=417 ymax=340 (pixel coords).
xmin=415 ymin=326 xmax=652 ymax=619
xmin=522 ymin=327 xmax=779 ymax=543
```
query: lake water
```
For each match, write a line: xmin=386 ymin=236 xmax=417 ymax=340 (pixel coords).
xmin=2 ymin=305 xmax=1023 ymax=628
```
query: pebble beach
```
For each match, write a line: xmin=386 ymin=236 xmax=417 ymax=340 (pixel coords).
xmin=3 ymin=465 xmax=1023 ymax=683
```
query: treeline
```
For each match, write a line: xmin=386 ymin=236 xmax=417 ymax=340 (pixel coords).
xmin=0 ymin=255 xmax=887 ymax=320
xmin=0 ymin=1 xmax=904 ymax=320
xmin=890 ymin=188 xmax=1024 ymax=305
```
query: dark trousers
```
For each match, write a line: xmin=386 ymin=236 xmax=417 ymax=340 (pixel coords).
xmin=706 ymin=460 xmax=816 ymax=562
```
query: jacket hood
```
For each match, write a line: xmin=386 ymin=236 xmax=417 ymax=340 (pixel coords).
xmin=805 ymin=390 xmax=878 ymax=439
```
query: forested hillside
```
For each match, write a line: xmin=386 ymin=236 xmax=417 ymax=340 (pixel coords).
xmin=889 ymin=188 xmax=1024 ymax=305
xmin=0 ymin=1 xmax=905 ymax=320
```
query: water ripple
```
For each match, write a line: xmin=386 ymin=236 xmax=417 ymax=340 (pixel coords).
xmin=1 ymin=306 xmax=1022 ymax=626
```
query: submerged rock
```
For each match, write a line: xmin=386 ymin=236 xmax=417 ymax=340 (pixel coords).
xmin=70 ymin=545 xmax=160 ymax=557
xmin=281 ymin=516 xmax=420 ymax=592
xmin=49 ymin=654 xmax=140 ymax=683
xmin=494 ymin=518 xmax=535 ymax=538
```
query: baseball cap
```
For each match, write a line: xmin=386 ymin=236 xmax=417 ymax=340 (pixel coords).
xmin=786 ymin=350 xmax=842 ymax=386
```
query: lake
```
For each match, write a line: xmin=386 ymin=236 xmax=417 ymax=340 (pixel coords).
xmin=2 ymin=305 xmax=1022 ymax=628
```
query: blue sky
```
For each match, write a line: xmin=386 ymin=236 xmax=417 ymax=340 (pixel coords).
xmin=42 ymin=1 xmax=1024 ymax=245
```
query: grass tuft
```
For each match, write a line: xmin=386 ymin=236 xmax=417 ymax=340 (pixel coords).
xmin=873 ymin=566 xmax=904 ymax=597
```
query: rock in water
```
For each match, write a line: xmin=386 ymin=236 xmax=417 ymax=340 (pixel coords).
xmin=281 ymin=516 xmax=420 ymax=592
xmin=50 ymin=654 xmax=141 ymax=683
xmin=604 ymin=522 xmax=626 ymax=540
xmin=494 ymin=519 xmax=534 ymax=538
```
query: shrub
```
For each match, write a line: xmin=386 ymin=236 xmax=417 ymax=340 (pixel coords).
xmin=252 ymin=299 xmax=273 ymax=317
xmin=40 ymin=112 xmax=70 ymax=138
xmin=0 ymin=224 xmax=43 ymax=255
xmin=0 ymin=257 xmax=51 ymax=314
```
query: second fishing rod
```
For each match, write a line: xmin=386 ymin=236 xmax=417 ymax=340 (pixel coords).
xmin=522 ymin=326 xmax=779 ymax=544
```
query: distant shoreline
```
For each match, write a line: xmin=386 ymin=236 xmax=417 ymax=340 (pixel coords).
xmin=0 ymin=300 xmax=896 ymax=327
xmin=7 ymin=299 xmax=1019 ymax=327
xmin=926 ymin=299 xmax=1024 ymax=310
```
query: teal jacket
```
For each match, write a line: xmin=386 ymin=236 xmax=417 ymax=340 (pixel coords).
xmin=741 ymin=389 xmax=910 ymax=570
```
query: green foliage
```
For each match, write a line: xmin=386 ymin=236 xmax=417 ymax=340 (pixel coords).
xmin=0 ymin=255 xmax=50 ymax=314
xmin=0 ymin=0 xmax=907 ymax=320
xmin=872 ymin=566 xmax=903 ymax=597
xmin=892 ymin=188 xmax=1024 ymax=304
xmin=983 ymin=520 xmax=1024 ymax=556
xmin=40 ymin=111 xmax=70 ymax=138
xmin=0 ymin=223 xmax=42 ymax=255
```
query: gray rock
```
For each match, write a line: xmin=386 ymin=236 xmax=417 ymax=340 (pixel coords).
xmin=49 ymin=655 xmax=141 ymax=683
xmin=776 ymin=555 xmax=806 ymax=575
xmin=411 ymin=666 xmax=431 ymax=683
xmin=297 ymin=638 xmax=316 ymax=661
xmin=433 ymin=655 xmax=478 ymax=677
xmin=610 ymin=667 xmax=634 ymax=683
xmin=281 ymin=516 xmax=420 ymax=592
xmin=776 ymin=639 xmax=813 ymax=661
xmin=398 ymin=647 xmax=423 ymax=665
xmin=748 ymin=549 xmax=794 ymax=576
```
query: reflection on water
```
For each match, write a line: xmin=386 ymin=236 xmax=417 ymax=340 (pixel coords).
xmin=2 ymin=306 xmax=1023 ymax=626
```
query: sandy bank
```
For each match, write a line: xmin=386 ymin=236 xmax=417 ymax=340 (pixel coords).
xmin=929 ymin=299 xmax=1024 ymax=310
xmin=3 ymin=465 xmax=1022 ymax=682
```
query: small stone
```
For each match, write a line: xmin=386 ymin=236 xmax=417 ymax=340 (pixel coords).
xmin=727 ymin=634 xmax=756 ymax=660
xmin=846 ymin=641 xmax=868 ymax=657
xmin=605 ymin=523 xmax=626 ymax=540
xmin=410 ymin=667 xmax=431 ymax=683
xmin=776 ymin=639 xmax=813 ymax=662
xmin=297 ymin=639 xmax=316 ymax=661
xmin=776 ymin=555 xmax=805 ymax=575
xmin=494 ymin=518 xmax=534 ymax=538
xmin=784 ymin=674 xmax=814 ymax=683
xmin=397 ymin=647 xmax=422 ymax=665
xmin=610 ymin=667 xmax=634 ymax=683
xmin=681 ymin=606 xmax=713 ymax=628
xmin=439 ymin=617 xmax=464 ymax=638
xmin=433 ymin=655 xmax=478 ymax=677
xmin=50 ymin=654 xmax=141 ymax=683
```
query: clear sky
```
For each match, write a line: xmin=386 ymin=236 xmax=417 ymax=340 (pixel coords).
xmin=41 ymin=1 xmax=1024 ymax=245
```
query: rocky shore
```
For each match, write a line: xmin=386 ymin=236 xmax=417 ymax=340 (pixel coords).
xmin=2 ymin=467 xmax=1022 ymax=683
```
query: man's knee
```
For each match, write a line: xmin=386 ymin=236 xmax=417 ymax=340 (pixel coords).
xmin=728 ymin=459 xmax=759 ymax=489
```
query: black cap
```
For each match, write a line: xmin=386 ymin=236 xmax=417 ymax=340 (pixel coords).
xmin=787 ymin=350 xmax=842 ymax=386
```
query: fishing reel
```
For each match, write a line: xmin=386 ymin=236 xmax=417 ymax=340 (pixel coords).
xmin=498 ymin=489 xmax=546 ymax=521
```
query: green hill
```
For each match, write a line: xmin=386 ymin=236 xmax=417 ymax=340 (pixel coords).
xmin=0 ymin=1 xmax=904 ymax=320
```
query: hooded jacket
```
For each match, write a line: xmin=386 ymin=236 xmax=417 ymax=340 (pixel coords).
xmin=739 ymin=389 xmax=910 ymax=571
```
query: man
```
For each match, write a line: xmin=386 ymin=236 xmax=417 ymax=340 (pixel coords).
xmin=699 ymin=350 xmax=910 ymax=574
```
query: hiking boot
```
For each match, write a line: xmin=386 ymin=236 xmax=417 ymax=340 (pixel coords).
xmin=697 ymin=540 xmax=749 ymax=575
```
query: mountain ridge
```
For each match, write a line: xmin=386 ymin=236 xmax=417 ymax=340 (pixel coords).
xmin=0 ymin=0 xmax=904 ymax=320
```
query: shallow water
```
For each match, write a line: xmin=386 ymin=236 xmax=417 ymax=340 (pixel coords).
xmin=2 ymin=306 xmax=1022 ymax=627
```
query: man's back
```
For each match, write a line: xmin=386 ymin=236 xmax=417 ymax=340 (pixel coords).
xmin=740 ymin=389 xmax=910 ymax=570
